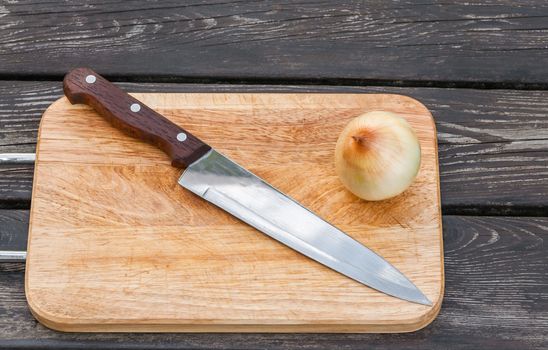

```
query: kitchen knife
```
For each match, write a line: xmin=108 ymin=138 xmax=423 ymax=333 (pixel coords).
xmin=63 ymin=68 xmax=432 ymax=306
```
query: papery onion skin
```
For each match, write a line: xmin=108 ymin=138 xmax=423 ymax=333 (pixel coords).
xmin=335 ymin=111 xmax=421 ymax=201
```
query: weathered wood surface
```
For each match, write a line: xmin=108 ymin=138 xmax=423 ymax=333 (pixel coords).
xmin=0 ymin=210 xmax=28 ymax=252
xmin=1 ymin=215 xmax=546 ymax=348
xmin=1 ymin=82 xmax=546 ymax=214
xmin=0 ymin=164 xmax=33 ymax=209
xmin=0 ymin=0 xmax=546 ymax=346
xmin=1 ymin=1 xmax=548 ymax=86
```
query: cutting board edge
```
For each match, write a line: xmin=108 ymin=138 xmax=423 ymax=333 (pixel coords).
xmin=24 ymin=96 xmax=56 ymax=326
xmin=25 ymin=92 xmax=444 ymax=333
xmin=26 ymin=295 xmax=443 ymax=333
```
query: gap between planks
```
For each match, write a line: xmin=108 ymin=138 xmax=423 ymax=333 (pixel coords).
xmin=1 ymin=75 xmax=548 ymax=91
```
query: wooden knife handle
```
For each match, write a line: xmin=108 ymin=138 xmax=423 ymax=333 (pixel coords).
xmin=63 ymin=68 xmax=211 ymax=168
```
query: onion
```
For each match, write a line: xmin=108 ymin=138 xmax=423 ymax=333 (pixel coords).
xmin=334 ymin=111 xmax=421 ymax=201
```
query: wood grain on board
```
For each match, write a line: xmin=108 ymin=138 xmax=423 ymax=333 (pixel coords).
xmin=1 ymin=1 xmax=548 ymax=85
xmin=26 ymin=93 xmax=443 ymax=332
xmin=1 ymin=82 xmax=547 ymax=214
xmin=1 ymin=216 xmax=544 ymax=348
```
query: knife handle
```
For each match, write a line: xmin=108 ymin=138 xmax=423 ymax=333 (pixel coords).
xmin=63 ymin=68 xmax=211 ymax=168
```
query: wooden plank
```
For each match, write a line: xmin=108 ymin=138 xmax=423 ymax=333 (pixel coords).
xmin=415 ymin=88 xmax=548 ymax=215
xmin=0 ymin=164 xmax=33 ymax=209
xmin=1 ymin=1 xmax=548 ymax=85
xmin=0 ymin=82 xmax=546 ymax=213
xmin=0 ymin=210 xmax=28 ymax=251
xmin=1 ymin=215 xmax=546 ymax=348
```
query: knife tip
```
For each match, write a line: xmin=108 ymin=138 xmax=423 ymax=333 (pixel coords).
xmin=419 ymin=296 xmax=433 ymax=307
xmin=409 ymin=291 xmax=433 ymax=306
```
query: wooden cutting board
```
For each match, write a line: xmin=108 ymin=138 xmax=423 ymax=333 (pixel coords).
xmin=26 ymin=93 xmax=443 ymax=333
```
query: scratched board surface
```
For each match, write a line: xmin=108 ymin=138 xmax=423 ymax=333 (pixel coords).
xmin=25 ymin=93 xmax=443 ymax=332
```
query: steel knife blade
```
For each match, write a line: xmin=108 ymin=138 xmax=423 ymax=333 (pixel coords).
xmin=63 ymin=68 xmax=432 ymax=306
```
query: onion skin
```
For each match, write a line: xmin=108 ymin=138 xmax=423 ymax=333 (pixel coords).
xmin=335 ymin=111 xmax=421 ymax=201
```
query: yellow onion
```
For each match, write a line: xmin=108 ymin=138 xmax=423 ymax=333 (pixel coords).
xmin=335 ymin=111 xmax=421 ymax=201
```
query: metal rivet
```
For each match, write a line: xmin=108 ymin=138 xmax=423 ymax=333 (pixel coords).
xmin=176 ymin=132 xmax=187 ymax=142
xmin=85 ymin=75 xmax=96 ymax=84
xmin=130 ymin=103 xmax=141 ymax=112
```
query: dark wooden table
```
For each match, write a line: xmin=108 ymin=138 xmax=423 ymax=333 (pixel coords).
xmin=0 ymin=1 xmax=546 ymax=349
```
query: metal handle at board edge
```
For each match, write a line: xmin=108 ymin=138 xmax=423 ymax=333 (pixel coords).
xmin=0 ymin=251 xmax=27 ymax=262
